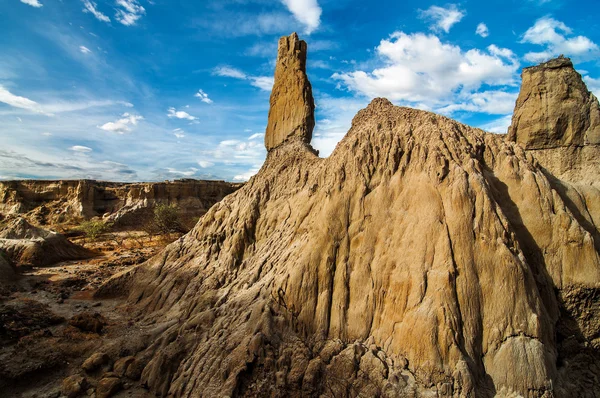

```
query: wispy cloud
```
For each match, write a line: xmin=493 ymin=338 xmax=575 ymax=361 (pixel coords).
xmin=70 ymin=145 xmax=93 ymax=153
xmin=167 ymin=167 xmax=198 ymax=177
xmin=213 ymin=66 xmax=273 ymax=92
xmin=280 ymin=0 xmax=322 ymax=34
xmin=195 ymin=89 xmax=213 ymax=104
xmin=418 ymin=4 xmax=465 ymax=33
xmin=0 ymin=85 xmax=48 ymax=115
xmin=521 ymin=17 xmax=599 ymax=62
xmin=115 ymin=0 xmax=146 ymax=26
xmin=98 ymin=113 xmax=143 ymax=134
xmin=173 ymin=128 xmax=185 ymax=138
xmin=20 ymin=0 xmax=43 ymax=8
xmin=214 ymin=66 xmax=247 ymax=79
xmin=0 ymin=149 xmax=138 ymax=181
xmin=167 ymin=107 xmax=197 ymax=121
xmin=79 ymin=45 xmax=92 ymax=54
xmin=82 ymin=0 xmax=111 ymax=23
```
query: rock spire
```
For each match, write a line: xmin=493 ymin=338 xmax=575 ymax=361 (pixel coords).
xmin=264 ymin=32 xmax=315 ymax=151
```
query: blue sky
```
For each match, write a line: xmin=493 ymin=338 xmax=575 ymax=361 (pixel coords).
xmin=1 ymin=0 xmax=599 ymax=182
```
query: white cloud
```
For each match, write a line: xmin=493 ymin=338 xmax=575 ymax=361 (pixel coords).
xmin=250 ymin=76 xmax=274 ymax=91
xmin=233 ymin=166 xmax=261 ymax=181
xmin=198 ymin=160 xmax=214 ymax=168
xmin=41 ymin=132 xmax=52 ymax=136
xmin=437 ymin=90 xmax=518 ymax=115
xmin=82 ymin=0 xmax=110 ymax=23
xmin=167 ymin=107 xmax=197 ymax=121
xmin=173 ymin=128 xmax=185 ymax=139
xmin=479 ymin=114 xmax=513 ymax=134
xmin=70 ymin=145 xmax=93 ymax=153
xmin=214 ymin=66 xmax=273 ymax=92
xmin=195 ymin=89 xmax=213 ymax=104
xmin=167 ymin=167 xmax=198 ymax=177
xmin=583 ymin=75 xmax=600 ymax=96
xmin=20 ymin=0 xmax=42 ymax=7
xmin=214 ymin=66 xmax=247 ymax=79
xmin=79 ymin=46 xmax=92 ymax=54
xmin=280 ymin=0 xmax=322 ymax=34
xmin=333 ymin=32 xmax=519 ymax=107
xmin=115 ymin=0 xmax=146 ymax=26
xmin=98 ymin=113 xmax=143 ymax=134
xmin=248 ymin=133 xmax=265 ymax=140
xmin=522 ymin=17 xmax=599 ymax=62
xmin=419 ymin=5 xmax=465 ymax=33
xmin=0 ymin=85 xmax=47 ymax=115
xmin=476 ymin=23 xmax=489 ymax=38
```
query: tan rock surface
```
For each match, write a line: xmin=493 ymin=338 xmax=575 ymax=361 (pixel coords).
xmin=264 ymin=32 xmax=315 ymax=151
xmin=0 ymin=179 xmax=241 ymax=227
xmin=0 ymin=217 xmax=95 ymax=267
xmin=97 ymin=97 xmax=600 ymax=396
xmin=507 ymin=56 xmax=600 ymax=149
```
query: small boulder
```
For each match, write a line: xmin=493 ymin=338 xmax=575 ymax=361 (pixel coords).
xmin=61 ymin=374 xmax=87 ymax=398
xmin=113 ymin=356 xmax=135 ymax=377
xmin=96 ymin=376 xmax=122 ymax=398
xmin=82 ymin=352 xmax=109 ymax=372
xmin=124 ymin=357 xmax=144 ymax=381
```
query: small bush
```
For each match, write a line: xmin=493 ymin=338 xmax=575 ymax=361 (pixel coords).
xmin=153 ymin=204 xmax=182 ymax=234
xmin=78 ymin=220 xmax=112 ymax=241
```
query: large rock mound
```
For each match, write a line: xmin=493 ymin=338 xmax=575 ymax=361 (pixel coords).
xmin=0 ymin=218 xmax=95 ymax=267
xmin=98 ymin=41 xmax=600 ymax=397
xmin=264 ymin=32 xmax=315 ymax=151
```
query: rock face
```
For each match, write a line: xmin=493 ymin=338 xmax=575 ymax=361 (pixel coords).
xmin=99 ymin=41 xmax=600 ymax=396
xmin=507 ymin=56 xmax=600 ymax=149
xmin=264 ymin=32 xmax=315 ymax=151
xmin=0 ymin=179 xmax=241 ymax=227
xmin=0 ymin=218 xmax=95 ymax=267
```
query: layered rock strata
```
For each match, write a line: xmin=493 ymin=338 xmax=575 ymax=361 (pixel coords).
xmin=0 ymin=179 xmax=241 ymax=227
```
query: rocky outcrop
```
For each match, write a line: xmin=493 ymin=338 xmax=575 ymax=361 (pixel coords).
xmin=94 ymin=42 xmax=600 ymax=397
xmin=264 ymin=32 xmax=315 ymax=151
xmin=507 ymin=56 xmax=600 ymax=149
xmin=0 ymin=218 xmax=95 ymax=267
xmin=0 ymin=179 xmax=241 ymax=227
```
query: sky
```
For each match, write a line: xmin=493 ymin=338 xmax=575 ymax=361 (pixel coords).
xmin=1 ymin=0 xmax=599 ymax=182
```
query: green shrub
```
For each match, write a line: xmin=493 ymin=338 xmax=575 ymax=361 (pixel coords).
xmin=78 ymin=220 xmax=112 ymax=241
xmin=153 ymin=204 xmax=182 ymax=234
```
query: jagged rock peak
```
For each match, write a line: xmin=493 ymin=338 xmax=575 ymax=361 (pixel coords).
xmin=264 ymin=32 xmax=315 ymax=151
xmin=507 ymin=55 xmax=600 ymax=149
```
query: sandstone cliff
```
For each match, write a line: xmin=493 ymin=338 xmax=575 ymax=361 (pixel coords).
xmin=0 ymin=179 xmax=241 ymax=227
xmin=265 ymin=32 xmax=315 ymax=151
xmin=97 ymin=42 xmax=600 ymax=397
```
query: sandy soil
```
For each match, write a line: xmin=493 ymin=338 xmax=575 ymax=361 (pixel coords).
xmin=0 ymin=231 xmax=177 ymax=398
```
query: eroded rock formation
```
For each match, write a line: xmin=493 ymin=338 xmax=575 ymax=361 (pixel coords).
xmin=265 ymin=32 xmax=315 ymax=151
xmin=507 ymin=56 xmax=600 ymax=149
xmin=0 ymin=218 xmax=95 ymax=267
xmin=0 ymin=179 xmax=241 ymax=227
xmin=97 ymin=43 xmax=600 ymax=397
